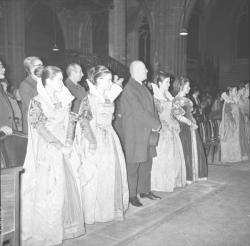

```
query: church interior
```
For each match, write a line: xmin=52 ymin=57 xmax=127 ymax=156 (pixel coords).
xmin=0 ymin=0 xmax=249 ymax=245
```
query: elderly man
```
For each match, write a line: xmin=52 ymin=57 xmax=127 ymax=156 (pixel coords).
xmin=118 ymin=60 xmax=161 ymax=207
xmin=19 ymin=56 xmax=43 ymax=133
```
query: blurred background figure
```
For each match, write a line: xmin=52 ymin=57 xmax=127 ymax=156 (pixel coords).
xmin=219 ymin=86 xmax=248 ymax=163
xmin=209 ymin=89 xmax=223 ymax=120
xmin=190 ymin=86 xmax=204 ymax=123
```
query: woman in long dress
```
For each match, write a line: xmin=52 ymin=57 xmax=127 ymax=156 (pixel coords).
xmin=237 ymin=85 xmax=250 ymax=157
xmin=172 ymin=76 xmax=208 ymax=183
xmin=243 ymin=84 xmax=250 ymax=148
xmin=78 ymin=65 xmax=129 ymax=224
xmin=21 ymin=66 xmax=85 ymax=246
xmin=220 ymin=87 xmax=248 ymax=162
xmin=151 ymin=71 xmax=186 ymax=192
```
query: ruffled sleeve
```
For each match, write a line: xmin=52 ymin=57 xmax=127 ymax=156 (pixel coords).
xmin=28 ymin=99 xmax=63 ymax=149
xmin=79 ymin=96 xmax=93 ymax=121
xmin=172 ymin=98 xmax=185 ymax=117
xmin=154 ymin=98 xmax=164 ymax=113
xmin=172 ymin=97 xmax=192 ymax=126
xmin=28 ymin=99 xmax=48 ymax=129
xmin=78 ymin=96 xmax=97 ymax=147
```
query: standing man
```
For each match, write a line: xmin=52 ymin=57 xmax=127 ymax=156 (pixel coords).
xmin=19 ymin=56 xmax=43 ymax=133
xmin=0 ymin=59 xmax=16 ymax=134
xmin=64 ymin=63 xmax=97 ymax=149
xmin=119 ymin=60 xmax=161 ymax=207
xmin=64 ymin=63 xmax=86 ymax=113
xmin=190 ymin=86 xmax=204 ymax=123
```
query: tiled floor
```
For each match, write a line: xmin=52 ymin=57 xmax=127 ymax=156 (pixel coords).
xmin=61 ymin=162 xmax=250 ymax=246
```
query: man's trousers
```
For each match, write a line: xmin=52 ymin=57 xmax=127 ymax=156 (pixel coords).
xmin=126 ymin=158 xmax=152 ymax=197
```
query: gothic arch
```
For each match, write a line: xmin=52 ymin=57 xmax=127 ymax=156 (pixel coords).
xmin=126 ymin=1 xmax=153 ymax=73
xmin=175 ymin=0 xmax=197 ymax=75
xmin=25 ymin=1 xmax=65 ymax=66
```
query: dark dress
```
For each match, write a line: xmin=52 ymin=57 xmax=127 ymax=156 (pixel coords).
xmin=173 ymin=96 xmax=208 ymax=182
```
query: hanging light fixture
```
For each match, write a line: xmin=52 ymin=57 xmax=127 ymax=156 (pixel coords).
xmin=52 ymin=7 xmax=60 ymax=51
xmin=179 ymin=28 xmax=188 ymax=36
xmin=179 ymin=0 xmax=188 ymax=36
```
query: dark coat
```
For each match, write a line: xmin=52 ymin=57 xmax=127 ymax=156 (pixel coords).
xmin=64 ymin=78 xmax=87 ymax=114
xmin=0 ymin=84 xmax=16 ymax=129
xmin=190 ymin=95 xmax=204 ymax=123
xmin=19 ymin=76 xmax=37 ymax=133
xmin=119 ymin=78 xmax=160 ymax=163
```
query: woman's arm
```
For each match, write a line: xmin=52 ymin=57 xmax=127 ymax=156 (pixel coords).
xmin=172 ymin=99 xmax=192 ymax=126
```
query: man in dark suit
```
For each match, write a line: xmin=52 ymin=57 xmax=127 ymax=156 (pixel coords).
xmin=19 ymin=56 xmax=43 ymax=133
xmin=64 ymin=63 xmax=86 ymax=113
xmin=0 ymin=59 xmax=17 ymax=133
xmin=119 ymin=60 xmax=161 ymax=207
xmin=190 ymin=86 xmax=204 ymax=123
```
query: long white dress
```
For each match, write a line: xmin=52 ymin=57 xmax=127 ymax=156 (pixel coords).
xmin=77 ymin=89 xmax=129 ymax=224
xmin=151 ymin=97 xmax=186 ymax=192
xmin=21 ymin=85 xmax=85 ymax=246
xmin=220 ymin=100 xmax=242 ymax=163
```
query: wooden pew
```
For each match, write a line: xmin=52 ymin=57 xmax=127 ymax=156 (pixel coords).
xmin=1 ymin=132 xmax=27 ymax=245
xmin=198 ymin=119 xmax=221 ymax=163
xmin=1 ymin=166 xmax=23 ymax=246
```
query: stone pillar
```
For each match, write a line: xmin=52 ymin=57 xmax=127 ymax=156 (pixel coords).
xmin=154 ymin=0 xmax=184 ymax=75
xmin=109 ymin=0 xmax=126 ymax=64
xmin=0 ymin=0 xmax=25 ymax=86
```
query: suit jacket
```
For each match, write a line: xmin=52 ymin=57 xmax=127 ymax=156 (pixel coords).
xmin=19 ymin=76 xmax=37 ymax=133
xmin=64 ymin=78 xmax=87 ymax=113
xmin=190 ymin=95 xmax=204 ymax=123
xmin=0 ymin=84 xmax=16 ymax=129
xmin=119 ymin=77 xmax=160 ymax=163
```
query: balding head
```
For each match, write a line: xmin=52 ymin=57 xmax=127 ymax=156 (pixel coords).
xmin=66 ymin=63 xmax=83 ymax=84
xmin=129 ymin=60 xmax=148 ymax=82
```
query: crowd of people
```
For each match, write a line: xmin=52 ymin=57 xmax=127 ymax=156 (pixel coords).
xmin=0 ymin=56 xmax=249 ymax=245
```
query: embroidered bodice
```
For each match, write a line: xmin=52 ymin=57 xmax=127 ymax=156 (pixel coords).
xmin=88 ymin=94 xmax=114 ymax=129
xmin=173 ymin=96 xmax=194 ymax=121
xmin=160 ymin=99 xmax=178 ymax=122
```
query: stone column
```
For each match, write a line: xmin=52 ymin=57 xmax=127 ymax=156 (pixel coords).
xmin=109 ymin=0 xmax=126 ymax=64
xmin=153 ymin=0 xmax=184 ymax=75
xmin=0 ymin=0 xmax=25 ymax=86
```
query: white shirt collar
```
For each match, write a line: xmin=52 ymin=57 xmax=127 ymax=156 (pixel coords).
xmin=134 ymin=79 xmax=143 ymax=85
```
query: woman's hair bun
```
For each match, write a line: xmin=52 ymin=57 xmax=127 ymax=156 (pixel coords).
xmin=34 ymin=66 xmax=44 ymax=78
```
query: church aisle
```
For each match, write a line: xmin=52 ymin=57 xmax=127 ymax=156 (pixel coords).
xmin=60 ymin=161 xmax=250 ymax=246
